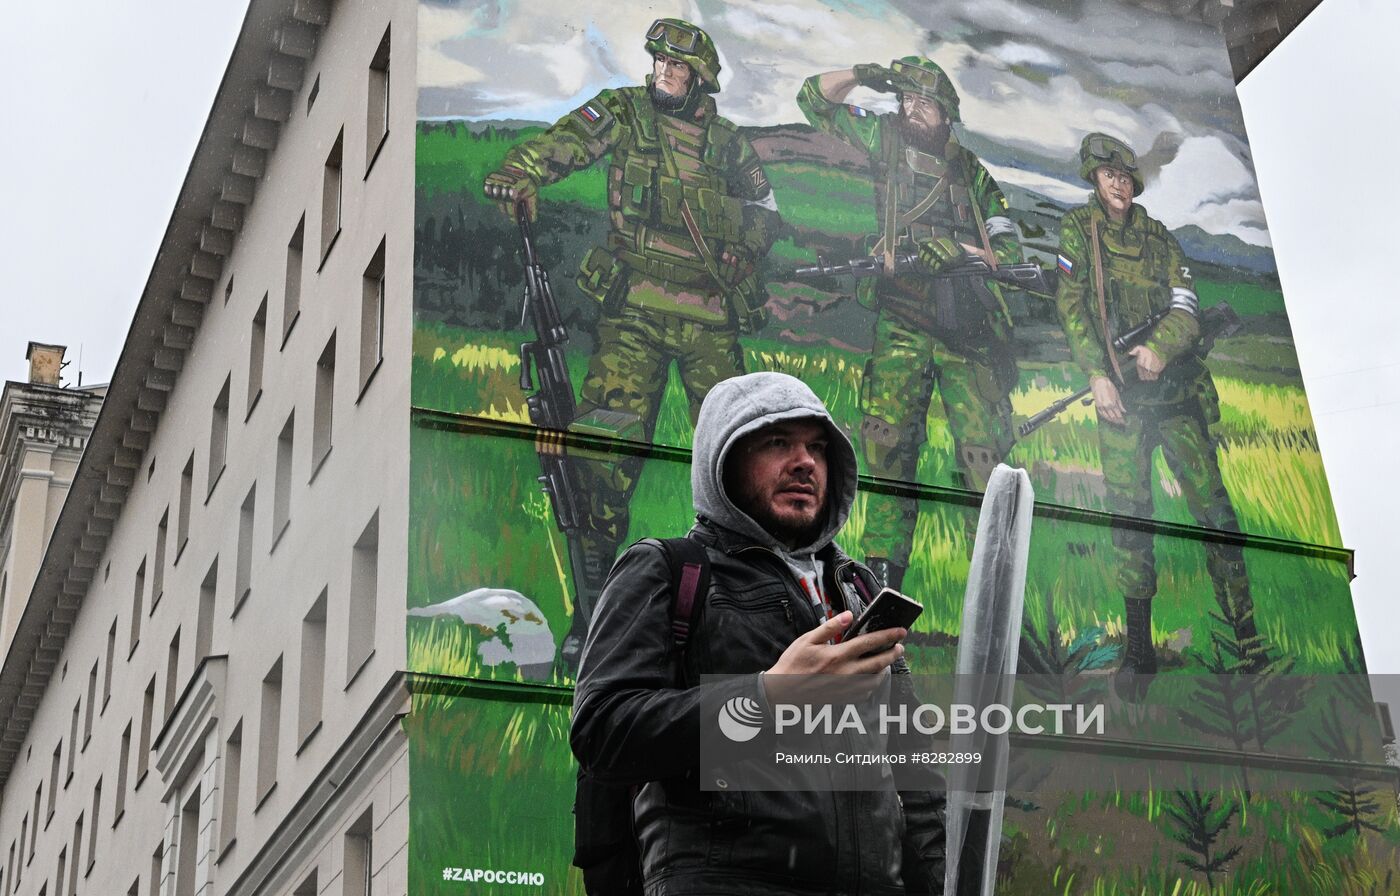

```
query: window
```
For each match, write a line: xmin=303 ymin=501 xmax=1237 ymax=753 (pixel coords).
xmin=48 ymin=745 xmax=60 ymax=819
xmin=30 ymin=785 xmax=40 ymax=857
xmin=312 ymin=333 xmax=336 ymax=473
xmin=321 ymin=129 xmax=344 ymax=262
xmin=298 ymin=590 xmax=327 ymax=748
xmin=87 ymin=782 xmax=100 ymax=874
xmin=307 ymin=73 xmax=320 ymax=113
xmin=347 ymin=511 xmax=379 ymax=684
xmin=68 ymin=815 xmax=82 ymax=895
xmin=164 ymin=630 xmax=181 ymax=723
xmin=366 ymin=26 xmax=390 ymax=172
xmin=137 ymin=677 xmax=155 ymax=785
xmin=248 ymin=296 xmax=267 ymax=417
xmin=284 ymin=216 xmax=305 ymax=342
xmin=84 ymin=664 xmax=97 ymax=745
xmin=67 ymin=702 xmax=79 ymax=781
xmin=104 ymin=620 xmax=116 ymax=708
xmin=235 ymin=485 xmax=255 ymax=615
xmin=294 ymin=869 xmax=318 ymax=896
xmin=344 ymin=808 xmax=373 ymax=896
xmin=129 ymin=559 xmax=146 ymax=655
xmin=149 ymin=841 xmax=163 ymax=896
xmin=360 ymin=239 xmax=386 ymax=393
xmin=218 ymin=722 xmax=241 ymax=857
xmin=53 ymin=849 xmax=65 ymax=896
xmin=209 ymin=376 xmax=230 ymax=495
xmin=256 ymin=657 xmax=283 ymax=804
xmin=274 ymin=413 xmax=295 ymax=545
xmin=6 ymin=841 xmax=14 ymax=896
xmin=197 ymin=561 xmax=216 ymax=667
xmin=152 ymin=511 xmax=168 ymax=611
xmin=224 ymin=275 xmax=234 ymax=306
xmin=175 ymin=788 xmax=199 ymax=896
xmin=176 ymin=455 xmax=193 ymax=560
xmin=115 ymin=723 xmax=130 ymax=823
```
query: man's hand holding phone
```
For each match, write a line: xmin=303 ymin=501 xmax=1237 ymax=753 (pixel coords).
xmin=763 ymin=591 xmax=923 ymax=704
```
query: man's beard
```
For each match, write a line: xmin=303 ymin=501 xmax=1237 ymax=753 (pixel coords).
xmin=899 ymin=115 xmax=951 ymax=154
xmin=650 ymin=82 xmax=689 ymax=111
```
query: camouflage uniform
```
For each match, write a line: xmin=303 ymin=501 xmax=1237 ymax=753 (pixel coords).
xmin=798 ymin=58 xmax=1022 ymax=587
xmin=487 ymin=20 xmax=780 ymax=664
xmin=1054 ymin=133 xmax=1264 ymax=681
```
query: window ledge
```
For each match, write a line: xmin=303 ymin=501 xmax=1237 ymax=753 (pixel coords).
xmin=318 ymin=229 xmax=342 ymax=271
xmin=296 ymin=720 xmax=322 ymax=756
xmin=356 ymin=358 xmax=384 ymax=405
xmin=206 ymin=465 xmax=226 ymax=504
xmin=232 ymin=585 xmax=252 ymax=619
xmin=309 ymin=446 xmax=333 ymax=484
xmin=271 ymin=519 xmax=292 ymax=554
xmin=254 ymin=782 xmax=278 ymax=813
xmin=345 ymin=648 xmax=375 ymax=691
xmin=365 ymin=130 xmax=389 ymax=179
xmin=281 ymin=311 xmax=301 ymax=351
xmin=217 ymin=836 xmax=237 ymax=865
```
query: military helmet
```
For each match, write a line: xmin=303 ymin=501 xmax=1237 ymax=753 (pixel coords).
xmin=645 ymin=18 xmax=722 ymax=94
xmin=1079 ymin=132 xmax=1144 ymax=196
xmin=888 ymin=56 xmax=961 ymax=123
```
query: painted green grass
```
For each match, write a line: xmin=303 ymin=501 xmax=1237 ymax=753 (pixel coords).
xmin=417 ymin=123 xmax=607 ymax=207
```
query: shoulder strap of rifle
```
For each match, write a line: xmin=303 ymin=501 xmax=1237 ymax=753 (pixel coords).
xmin=1090 ymin=217 xmax=1126 ymax=384
xmin=963 ymin=151 xmax=998 ymax=272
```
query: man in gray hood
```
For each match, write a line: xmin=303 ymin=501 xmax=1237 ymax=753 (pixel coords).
xmin=572 ymin=372 xmax=946 ymax=895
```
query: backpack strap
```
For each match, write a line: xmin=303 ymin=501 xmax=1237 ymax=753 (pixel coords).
xmin=654 ymin=536 xmax=710 ymax=651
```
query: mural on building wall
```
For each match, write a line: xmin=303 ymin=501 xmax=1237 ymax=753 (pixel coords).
xmin=408 ymin=1 xmax=1395 ymax=892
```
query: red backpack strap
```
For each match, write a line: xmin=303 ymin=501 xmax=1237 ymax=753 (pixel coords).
xmin=652 ymin=536 xmax=711 ymax=651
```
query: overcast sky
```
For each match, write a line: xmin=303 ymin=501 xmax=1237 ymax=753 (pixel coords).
xmin=1 ymin=0 xmax=1395 ymax=671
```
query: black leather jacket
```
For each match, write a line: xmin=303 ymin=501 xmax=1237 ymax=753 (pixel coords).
xmin=571 ymin=519 xmax=946 ymax=895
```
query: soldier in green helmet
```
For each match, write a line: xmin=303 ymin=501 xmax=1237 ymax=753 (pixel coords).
xmin=797 ymin=56 xmax=1024 ymax=590
xmin=484 ymin=18 xmax=781 ymax=669
xmin=1054 ymin=132 xmax=1268 ymax=695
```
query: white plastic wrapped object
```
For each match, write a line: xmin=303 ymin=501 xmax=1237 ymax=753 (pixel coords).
xmin=944 ymin=464 xmax=1034 ymax=896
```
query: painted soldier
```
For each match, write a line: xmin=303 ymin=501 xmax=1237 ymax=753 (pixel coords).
xmin=484 ymin=19 xmax=781 ymax=669
xmin=798 ymin=57 xmax=1023 ymax=590
xmin=1054 ymin=132 xmax=1266 ymax=692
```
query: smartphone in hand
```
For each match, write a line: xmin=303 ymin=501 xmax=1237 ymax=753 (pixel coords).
xmin=847 ymin=587 xmax=923 ymax=640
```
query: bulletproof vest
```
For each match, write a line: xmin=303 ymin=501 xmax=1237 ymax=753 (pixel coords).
xmin=873 ymin=124 xmax=986 ymax=250
xmin=606 ymin=89 xmax=745 ymax=285
xmin=1095 ymin=210 xmax=1177 ymax=336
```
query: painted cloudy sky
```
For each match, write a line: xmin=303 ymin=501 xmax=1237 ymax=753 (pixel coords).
xmin=419 ymin=0 xmax=1271 ymax=248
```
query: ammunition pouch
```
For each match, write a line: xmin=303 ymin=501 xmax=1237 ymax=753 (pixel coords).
xmin=577 ymin=246 xmax=628 ymax=311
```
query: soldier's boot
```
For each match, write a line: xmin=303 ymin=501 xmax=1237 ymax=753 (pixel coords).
xmin=559 ymin=534 xmax=620 ymax=676
xmin=865 ymin=557 xmax=908 ymax=592
xmin=1115 ymin=596 xmax=1158 ymax=702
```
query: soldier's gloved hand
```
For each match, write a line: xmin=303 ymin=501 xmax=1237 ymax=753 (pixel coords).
xmin=483 ymin=165 xmax=539 ymax=221
xmin=852 ymin=63 xmax=897 ymax=93
xmin=718 ymin=250 xmax=754 ymax=286
xmin=1091 ymin=375 xmax=1126 ymax=425
xmin=1127 ymin=345 xmax=1164 ymax=382
xmin=917 ymin=236 xmax=965 ymax=274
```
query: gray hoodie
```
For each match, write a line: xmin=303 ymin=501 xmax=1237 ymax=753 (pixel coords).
xmin=691 ymin=371 xmax=859 ymax=558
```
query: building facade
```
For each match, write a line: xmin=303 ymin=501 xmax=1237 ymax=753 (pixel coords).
xmin=2 ymin=2 xmax=1393 ymax=896
xmin=0 ymin=1 xmax=415 ymax=895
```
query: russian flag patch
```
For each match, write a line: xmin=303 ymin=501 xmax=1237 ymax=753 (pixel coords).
xmin=1057 ymin=254 xmax=1075 ymax=276
xmin=578 ymin=104 xmax=602 ymax=123
xmin=846 ymin=105 xmax=870 ymax=117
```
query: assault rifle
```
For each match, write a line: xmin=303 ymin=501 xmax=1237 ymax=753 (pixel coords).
xmin=515 ymin=203 xmax=584 ymax=532
xmin=1017 ymin=302 xmax=1242 ymax=438
xmin=793 ymin=253 xmax=1058 ymax=295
